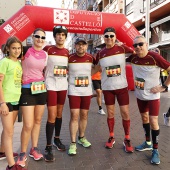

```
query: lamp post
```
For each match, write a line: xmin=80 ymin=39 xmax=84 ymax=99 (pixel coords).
xmin=145 ymin=0 xmax=150 ymax=47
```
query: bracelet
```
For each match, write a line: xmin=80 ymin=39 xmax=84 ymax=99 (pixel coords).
xmin=162 ymin=84 xmax=168 ymax=90
xmin=0 ymin=102 xmax=6 ymax=107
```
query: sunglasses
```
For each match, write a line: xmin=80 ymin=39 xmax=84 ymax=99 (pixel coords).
xmin=104 ymin=35 xmax=115 ymax=38
xmin=54 ymin=26 xmax=67 ymax=30
xmin=33 ymin=35 xmax=46 ymax=40
xmin=133 ymin=42 xmax=145 ymax=48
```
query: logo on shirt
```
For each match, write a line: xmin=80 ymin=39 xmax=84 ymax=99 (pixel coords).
xmin=145 ymin=62 xmax=150 ymax=65
xmin=52 ymin=52 xmax=56 ymax=54
xmin=72 ymin=60 xmax=77 ymax=62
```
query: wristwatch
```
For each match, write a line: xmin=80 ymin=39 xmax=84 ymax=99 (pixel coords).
xmin=162 ymin=84 xmax=168 ymax=90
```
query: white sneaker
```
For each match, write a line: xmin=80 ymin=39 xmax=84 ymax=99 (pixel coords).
xmin=163 ymin=113 xmax=170 ymax=126
xmin=98 ymin=109 xmax=106 ymax=115
xmin=102 ymin=99 xmax=105 ymax=104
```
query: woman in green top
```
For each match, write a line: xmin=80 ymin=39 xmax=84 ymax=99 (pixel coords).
xmin=0 ymin=36 xmax=26 ymax=170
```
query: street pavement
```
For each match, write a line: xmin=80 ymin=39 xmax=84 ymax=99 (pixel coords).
xmin=0 ymin=91 xmax=170 ymax=170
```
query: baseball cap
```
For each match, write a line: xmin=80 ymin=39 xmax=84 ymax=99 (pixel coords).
xmin=53 ymin=26 xmax=68 ymax=37
xmin=104 ymin=27 xmax=116 ymax=34
xmin=75 ymin=37 xmax=87 ymax=44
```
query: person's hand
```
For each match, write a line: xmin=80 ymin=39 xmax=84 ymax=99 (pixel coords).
xmin=0 ymin=103 xmax=9 ymax=116
xmin=150 ymin=85 xmax=165 ymax=94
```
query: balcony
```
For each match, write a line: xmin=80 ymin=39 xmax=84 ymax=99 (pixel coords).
xmin=132 ymin=0 xmax=170 ymax=28
xmin=150 ymin=0 xmax=167 ymax=9
xmin=103 ymin=0 xmax=120 ymax=13
xmin=103 ymin=3 xmax=110 ymax=12
xmin=87 ymin=0 xmax=95 ymax=11
xmin=109 ymin=0 xmax=119 ymax=13
xmin=96 ymin=0 xmax=102 ymax=5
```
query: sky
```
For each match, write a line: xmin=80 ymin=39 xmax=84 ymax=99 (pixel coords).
xmin=37 ymin=0 xmax=62 ymax=8
xmin=36 ymin=0 xmax=62 ymax=44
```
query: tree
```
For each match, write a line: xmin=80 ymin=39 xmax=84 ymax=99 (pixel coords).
xmin=0 ymin=19 xmax=5 ymax=26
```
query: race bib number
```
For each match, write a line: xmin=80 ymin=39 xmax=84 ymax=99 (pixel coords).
xmin=135 ymin=77 xmax=145 ymax=90
xmin=75 ymin=76 xmax=89 ymax=87
xmin=31 ymin=81 xmax=47 ymax=94
xmin=54 ymin=66 xmax=67 ymax=77
xmin=105 ymin=65 xmax=121 ymax=77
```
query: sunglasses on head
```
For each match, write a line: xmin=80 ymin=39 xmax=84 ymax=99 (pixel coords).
xmin=54 ymin=26 xmax=67 ymax=30
xmin=104 ymin=34 xmax=115 ymax=38
xmin=33 ymin=35 xmax=46 ymax=40
xmin=133 ymin=42 xmax=145 ymax=48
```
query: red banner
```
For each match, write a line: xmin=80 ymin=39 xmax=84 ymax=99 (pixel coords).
xmin=0 ymin=6 xmax=140 ymax=47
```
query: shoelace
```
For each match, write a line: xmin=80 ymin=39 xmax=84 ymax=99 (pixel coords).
xmin=34 ymin=147 xmax=41 ymax=154
xmin=19 ymin=153 xmax=25 ymax=161
xmin=70 ymin=144 xmax=76 ymax=149
xmin=108 ymin=137 xmax=114 ymax=143
xmin=55 ymin=138 xmax=63 ymax=146
xmin=152 ymin=150 xmax=159 ymax=157
xmin=125 ymin=139 xmax=131 ymax=147
xmin=80 ymin=137 xmax=86 ymax=143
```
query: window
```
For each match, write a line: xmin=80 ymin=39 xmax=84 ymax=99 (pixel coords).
xmin=125 ymin=1 xmax=133 ymax=15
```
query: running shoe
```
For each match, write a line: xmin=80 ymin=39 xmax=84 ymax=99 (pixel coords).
xmin=135 ymin=141 xmax=153 ymax=151
xmin=16 ymin=152 xmax=27 ymax=167
xmin=29 ymin=147 xmax=43 ymax=160
xmin=151 ymin=149 xmax=160 ymax=165
xmin=98 ymin=109 xmax=106 ymax=115
xmin=105 ymin=137 xmax=115 ymax=149
xmin=123 ymin=138 xmax=134 ymax=153
xmin=0 ymin=152 xmax=18 ymax=160
xmin=44 ymin=146 xmax=55 ymax=162
xmin=163 ymin=113 xmax=170 ymax=126
xmin=68 ymin=143 xmax=77 ymax=156
xmin=78 ymin=137 xmax=91 ymax=148
xmin=53 ymin=138 xmax=65 ymax=151
xmin=6 ymin=163 xmax=27 ymax=170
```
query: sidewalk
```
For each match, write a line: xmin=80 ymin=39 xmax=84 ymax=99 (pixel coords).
xmin=0 ymin=91 xmax=170 ymax=170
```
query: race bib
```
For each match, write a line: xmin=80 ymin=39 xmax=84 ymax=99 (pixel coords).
xmin=54 ymin=65 xmax=67 ymax=77
xmin=105 ymin=65 xmax=121 ymax=77
xmin=135 ymin=77 xmax=145 ymax=90
xmin=75 ymin=76 xmax=89 ymax=87
xmin=31 ymin=81 xmax=47 ymax=94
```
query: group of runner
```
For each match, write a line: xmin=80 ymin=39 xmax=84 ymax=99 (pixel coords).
xmin=0 ymin=25 xmax=170 ymax=170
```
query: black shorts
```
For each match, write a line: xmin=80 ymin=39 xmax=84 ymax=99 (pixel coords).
xmin=92 ymin=80 xmax=101 ymax=90
xmin=19 ymin=88 xmax=47 ymax=106
xmin=6 ymin=103 xmax=19 ymax=112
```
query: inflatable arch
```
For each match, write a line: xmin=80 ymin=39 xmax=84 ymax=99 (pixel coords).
xmin=0 ymin=5 xmax=140 ymax=48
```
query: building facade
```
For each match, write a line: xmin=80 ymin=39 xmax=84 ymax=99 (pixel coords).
xmin=74 ymin=0 xmax=170 ymax=61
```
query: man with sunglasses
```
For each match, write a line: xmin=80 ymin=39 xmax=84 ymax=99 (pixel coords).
xmin=127 ymin=35 xmax=170 ymax=165
xmin=95 ymin=27 xmax=134 ymax=153
xmin=67 ymin=37 xmax=96 ymax=155
xmin=43 ymin=26 xmax=69 ymax=162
